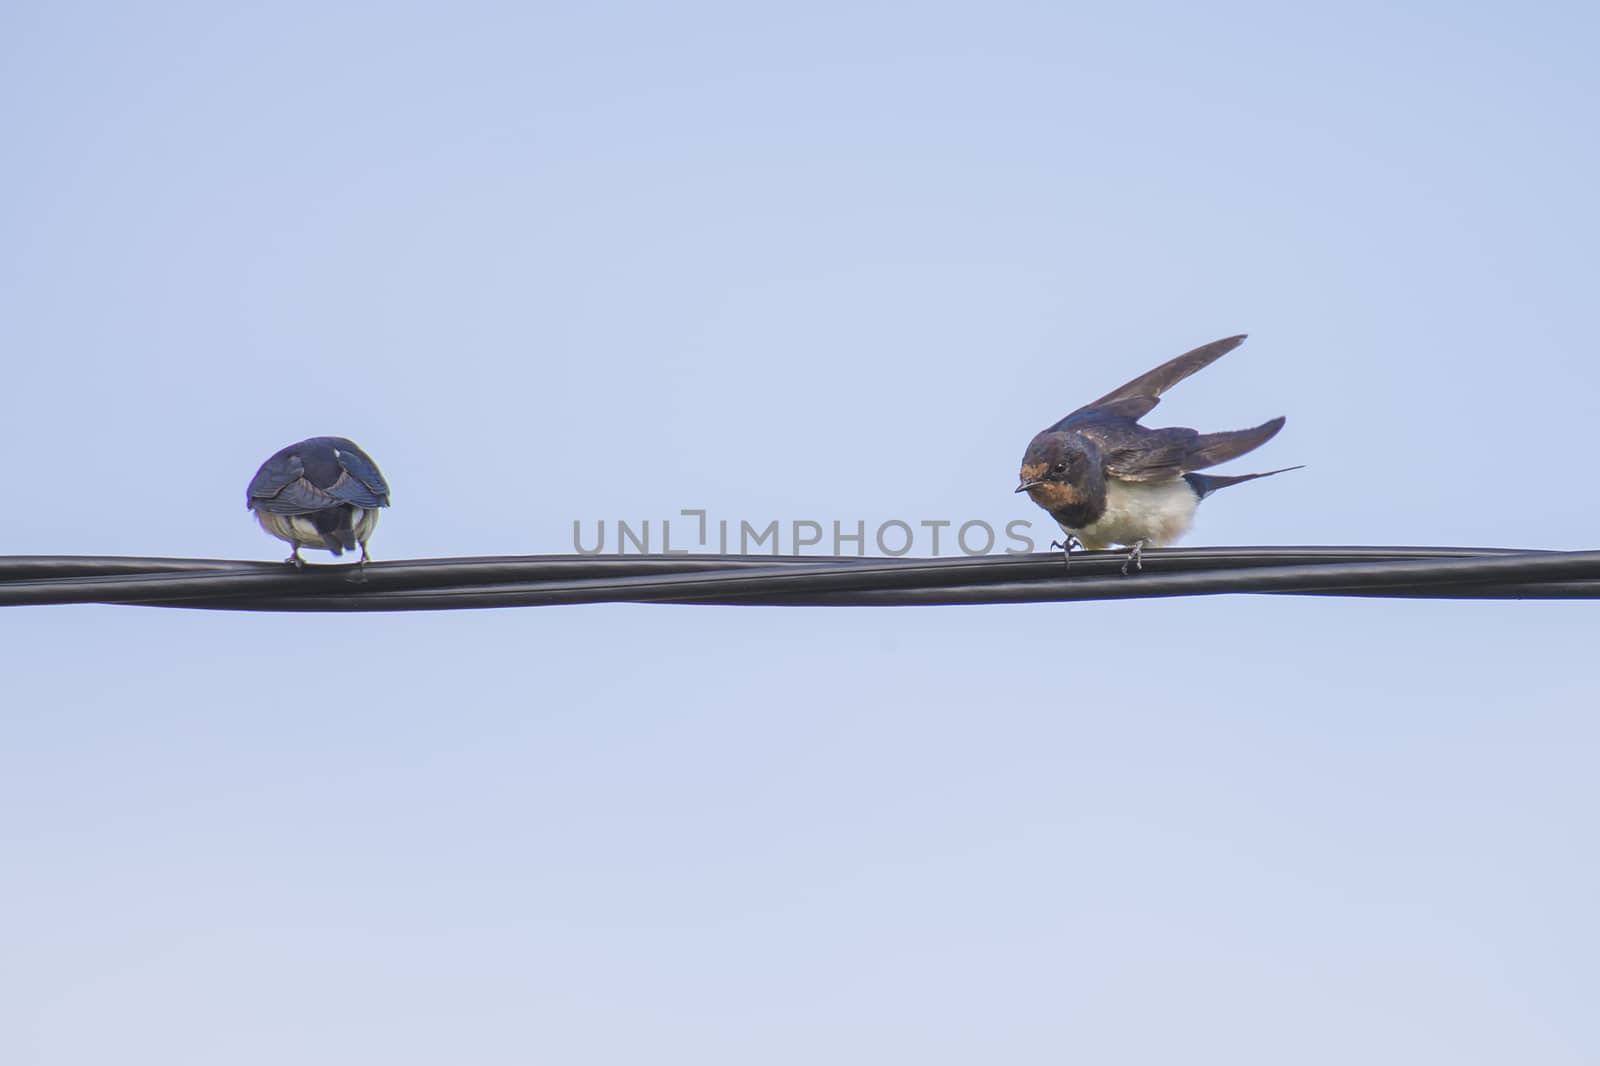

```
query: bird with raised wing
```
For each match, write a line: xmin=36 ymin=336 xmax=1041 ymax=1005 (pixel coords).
xmin=247 ymin=436 xmax=391 ymax=566
xmin=1016 ymin=335 xmax=1298 ymax=573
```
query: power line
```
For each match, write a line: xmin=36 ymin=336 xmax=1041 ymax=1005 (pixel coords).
xmin=2 ymin=546 xmax=1596 ymax=611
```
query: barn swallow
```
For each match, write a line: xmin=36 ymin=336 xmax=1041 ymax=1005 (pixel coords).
xmin=1016 ymin=335 xmax=1298 ymax=573
xmin=247 ymin=436 xmax=390 ymax=567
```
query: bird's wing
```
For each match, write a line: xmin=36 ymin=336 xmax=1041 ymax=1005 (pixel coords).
xmin=1179 ymin=417 xmax=1287 ymax=471
xmin=1073 ymin=415 xmax=1287 ymax=482
xmin=1051 ymin=335 xmax=1247 ymax=429
xmin=246 ymin=450 xmax=333 ymax=514
xmin=1072 ymin=419 xmax=1204 ymax=482
xmin=326 ymin=444 xmax=390 ymax=508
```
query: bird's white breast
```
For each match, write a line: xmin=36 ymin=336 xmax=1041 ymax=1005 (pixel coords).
xmin=1061 ymin=478 xmax=1199 ymax=550
xmin=256 ymin=511 xmax=324 ymax=549
xmin=254 ymin=508 xmax=378 ymax=551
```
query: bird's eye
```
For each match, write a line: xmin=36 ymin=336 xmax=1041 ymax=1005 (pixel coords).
xmin=1052 ymin=463 xmax=1067 ymax=474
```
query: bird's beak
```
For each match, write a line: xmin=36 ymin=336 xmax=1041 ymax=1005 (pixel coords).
xmin=1015 ymin=479 xmax=1043 ymax=493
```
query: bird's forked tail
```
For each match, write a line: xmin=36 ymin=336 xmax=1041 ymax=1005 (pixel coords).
xmin=1183 ymin=466 xmax=1304 ymax=499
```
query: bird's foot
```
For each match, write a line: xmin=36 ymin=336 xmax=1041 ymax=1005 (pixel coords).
xmin=285 ymin=549 xmax=304 ymax=569
xmin=1049 ymin=535 xmax=1083 ymax=570
xmin=1120 ymin=540 xmax=1147 ymax=576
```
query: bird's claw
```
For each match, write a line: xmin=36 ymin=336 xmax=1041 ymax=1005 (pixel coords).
xmin=1049 ymin=535 xmax=1082 ymax=571
xmin=1120 ymin=540 xmax=1146 ymax=576
xmin=350 ymin=544 xmax=371 ymax=583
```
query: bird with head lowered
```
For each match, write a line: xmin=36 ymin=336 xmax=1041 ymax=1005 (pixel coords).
xmin=247 ymin=436 xmax=391 ymax=567
xmin=1016 ymin=335 xmax=1299 ymax=574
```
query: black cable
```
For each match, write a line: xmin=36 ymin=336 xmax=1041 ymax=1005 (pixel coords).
xmin=2 ymin=546 xmax=1595 ymax=611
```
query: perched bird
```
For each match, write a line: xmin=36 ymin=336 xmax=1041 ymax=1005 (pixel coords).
xmin=246 ymin=436 xmax=391 ymax=566
xmin=1016 ymin=335 xmax=1298 ymax=573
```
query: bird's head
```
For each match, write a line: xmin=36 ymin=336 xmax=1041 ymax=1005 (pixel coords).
xmin=1016 ymin=432 xmax=1102 ymax=510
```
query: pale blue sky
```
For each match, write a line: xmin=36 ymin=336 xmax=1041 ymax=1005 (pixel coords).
xmin=3 ymin=2 xmax=1598 ymax=1063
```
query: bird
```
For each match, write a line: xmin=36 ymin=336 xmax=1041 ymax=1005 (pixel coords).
xmin=1015 ymin=335 xmax=1298 ymax=574
xmin=246 ymin=436 xmax=391 ymax=567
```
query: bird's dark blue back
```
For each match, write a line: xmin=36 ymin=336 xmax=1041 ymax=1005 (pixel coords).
xmin=247 ymin=437 xmax=390 ymax=513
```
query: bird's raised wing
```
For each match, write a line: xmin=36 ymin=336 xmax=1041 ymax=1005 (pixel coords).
xmin=1051 ymin=334 xmax=1247 ymax=429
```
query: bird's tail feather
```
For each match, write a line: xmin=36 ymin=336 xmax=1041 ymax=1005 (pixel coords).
xmin=312 ymin=505 xmax=359 ymax=553
xmin=1184 ymin=465 xmax=1304 ymax=499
